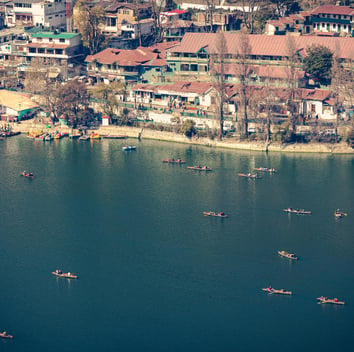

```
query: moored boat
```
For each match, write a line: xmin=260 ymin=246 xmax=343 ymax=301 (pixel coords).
xmin=21 ymin=171 xmax=34 ymax=177
xmin=262 ymin=287 xmax=292 ymax=295
xmin=187 ymin=165 xmax=212 ymax=171
xmin=0 ymin=331 xmax=13 ymax=339
xmin=317 ymin=296 xmax=344 ymax=305
xmin=334 ymin=209 xmax=347 ymax=218
xmin=122 ymin=145 xmax=137 ymax=151
xmin=162 ymin=158 xmax=186 ymax=164
xmin=79 ymin=135 xmax=90 ymax=141
xmin=90 ymin=133 xmax=101 ymax=140
xmin=203 ymin=211 xmax=228 ymax=218
xmin=283 ymin=208 xmax=311 ymax=215
xmin=278 ymin=250 xmax=298 ymax=260
xmin=52 ymin=269 xmax=78 ymax=279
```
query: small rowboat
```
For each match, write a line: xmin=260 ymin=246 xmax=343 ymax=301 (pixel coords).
xmin=0 ymin=331 xmax=13 ymax=339
xmin=162 ymin=158 xmax=185 ymax=164
xmin=262 ymin=287 xmax=292 ymax=295
xmin=278 ymin=251 xmax=298 ymax=260
xmin=254 ymin=167 xmax=278 ymax=173
xmin=52 ymin=269 xmax=78 ymax=279
xmin=317 ymin=296 xmax=344 ymax=305
xmin=21 ymin=171 xmax=34 ymax=178
xmin=203 ymin=211 xmax=228 ymax=218
xmin=187 ymin=165 xmax=212 ymax=171
xmin=283 ymin=208 xmax=311 ymax=215
xmin=238 ymin=173 xmax=259 ymax=178
xmin=122 ymin=145 xmax=137 ymax=151
xmin=334 ymin=209 xmax=347 ymax=218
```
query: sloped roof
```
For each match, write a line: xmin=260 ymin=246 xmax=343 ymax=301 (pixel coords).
xmin=311 ymin=5 xmax=354 ymax=16
xmin=301 ymin=88 xmax=331 ymax=101
xmin=168 ymin=32 xmax=354 ymax=60
xmin=0 ymin=90 xmax=39 ymax=111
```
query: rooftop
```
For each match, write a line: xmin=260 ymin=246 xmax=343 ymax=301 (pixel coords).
xmin=0 ymin=90 xmax=39 ymax=112
xmin=30 ymin=32 xmax=79 ymax=40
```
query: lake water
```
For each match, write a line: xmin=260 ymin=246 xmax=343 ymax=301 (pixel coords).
xmin=0 ymin=136 xmax=353 ymax=352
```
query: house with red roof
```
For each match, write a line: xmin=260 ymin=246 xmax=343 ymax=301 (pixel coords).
xmin=85 ymin=42 xmax=178 ymax=83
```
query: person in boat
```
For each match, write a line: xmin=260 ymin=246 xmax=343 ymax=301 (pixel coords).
xmin=219 ymin=212 xmax=224 ymax=216
xmin=56 ymin=269 xmax=62 ymax=274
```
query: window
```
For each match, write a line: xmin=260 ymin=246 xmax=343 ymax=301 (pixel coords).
xmin=59 ymin=38 xmax=65 ymax=43
xmin=311 ymin=104 xmax=316 ymax=112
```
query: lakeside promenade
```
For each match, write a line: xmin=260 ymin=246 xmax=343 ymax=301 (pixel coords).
xmin=6 ymin=120 xmax=354 ymax=154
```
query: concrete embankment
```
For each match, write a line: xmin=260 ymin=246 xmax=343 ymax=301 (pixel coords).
xmin=6 ymin=122 xmax=354 ymax=154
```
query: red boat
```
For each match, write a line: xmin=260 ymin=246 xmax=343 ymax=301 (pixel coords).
xmin=21 ymin=171 xmax=34 ymax=178
xmin=187 ymin=165 xmax=212 ymax=171
xmin=0 ymin=331 xmax=13 ymax=339
xmin=162 ymin=158 xmax=185 ymax=164
xmin=203 ymin=211 xmax=228 ymax=218
xmin=52 ymin=269 xmax=78 ymax=279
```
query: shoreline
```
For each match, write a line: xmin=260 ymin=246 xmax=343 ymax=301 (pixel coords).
xmin=6 ymin=121 xmax=354 ymax=154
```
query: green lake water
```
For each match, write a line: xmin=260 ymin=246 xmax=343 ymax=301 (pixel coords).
xmin=0 ymin=136 xmax=353 ymax=351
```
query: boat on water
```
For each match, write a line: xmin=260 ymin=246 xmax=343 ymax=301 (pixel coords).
xmin=278 ymin=250 xmax=298 ymax=260
xmin=283 ymin=208 xmax=311 ymax=215
xmin=317 ymin=296 xmax=345 ymax=305
xmin=334 ymin=209 xmax=348 ymax=218
xmin=52 ymin=269 xmax=78 ymax=279
xmin=122 ymin=145 xmax=137 ymax=151
xmin=21 ymin=171 xmax=34 ymax=178
xmin=79 ymin=135 xmax=90 ymax=141
xmin=254 ymin=167 xmax=278 ymax=172
xmin=90 ymin=133 xmax=101 ymax=140
xmin=0 ymin=331 xmax=13 ymax=339
xmin=44 ymin=134 xmax=53 ymax=141
xmin=162 ymin=158 xmax=185 ymax=164
xmin=187 ymin=165 xmax=212 ymax=171
xmin=262 ymin=287 xmax=292 ymax=295
xmin=203 ymin=211 xmax=228 ymax=218
xmin=238 ymin=173 xmax=259 ymax=178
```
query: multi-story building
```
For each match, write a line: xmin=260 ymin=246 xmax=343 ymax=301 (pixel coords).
xmin=3 ymin=0 xmax=67 ymax=30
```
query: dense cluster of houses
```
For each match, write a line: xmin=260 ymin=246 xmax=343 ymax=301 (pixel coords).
xmin=0 ymin=1 xmax=354 ymax=125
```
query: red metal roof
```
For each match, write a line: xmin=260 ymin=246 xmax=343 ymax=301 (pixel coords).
xmin=311 ymin=5 xmax=354 ymax=16
xmin=169 ymin=32 xmax=354 ymax=60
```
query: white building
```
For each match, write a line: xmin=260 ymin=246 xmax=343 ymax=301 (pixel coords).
xmin=120 ymin=18 xmax=155 ymax=39
xmin=8 ymin=0 xmax=66 ymax=30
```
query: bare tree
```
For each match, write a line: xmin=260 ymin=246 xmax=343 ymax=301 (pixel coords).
xmin=151 ymin=0 xmax=165 ymax=43
xmin=210 ymin=32 xmax=228 ymax=139
xmin=285 ymin=35 xmax=299 ymax=133
xmin=234 ymin=29 xmax=251 ymax=137
xmin=241 ymin=0 xmax=264 ymax=34
xmin=205 ymin=0 xmax=218 ymax=32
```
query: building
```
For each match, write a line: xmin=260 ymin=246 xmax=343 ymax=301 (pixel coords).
xmin=0 ymin=89 xmax=39 ymax=119
xmin=4 ymin=0 xmax=67 ymax=30
xmin=24 ymin=31 xmax=83 ymax=78
xmin=85 ymin=42 xmax=178 ymax=83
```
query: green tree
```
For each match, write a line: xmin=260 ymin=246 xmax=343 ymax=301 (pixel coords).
xmin=56 ymin=80 xmax=89 ymax=128
xmin=303 ymin=45 xmax=333 ymax=85
xmin=181 ymin=119 xmax=197 ymax=138
xmin=74 ymin=0 xmax=106 ymax=54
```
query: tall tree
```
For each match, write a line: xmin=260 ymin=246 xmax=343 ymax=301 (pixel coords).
xmin=286 ymin=35 xmax=299 ymax=133
xmin=56 ymin=80 xmax=89 ymax=128
xmin=91 ymin=81 xmax=126 ymax=124
xmin=234 ymin=29 xmax=251 ymax=137
xmin=303 ymin=45 xmax=333 ymax=85
xmin=210 ymin=32 xmax=228 ymax=140
xmin=74 ymin=0 xmax=106 ymax=55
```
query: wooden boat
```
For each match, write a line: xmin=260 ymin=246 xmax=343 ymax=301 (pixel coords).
xmin=21 ymin=171 xmax=34 ymax=178
xmin=0 ymin=331 xmax=13 ymax=339
xmin=122 ymin=145 xmax=137 ymax=151
xmin=334 ymin=209 xmax=348 ymax=218
xmin=102 ymin=135 xmax=127 ymax=139
xmin=283 ymin=208 xmax=311 ymax=215
xmin=254 ymin=167 xmax=278 ymax=173
xmin=187 ymin=165 xmax=212 ymax=171
xmin=238 ymin=173 xmax=259 ymax=178
xmin=317 ymin=296 xmax=344 ymax=305
xmin=162 ymin=158 xmax=185 ymax=164
xmin=52 ymin=269 xmax=78 ymax=279
xmin=278 ymin=250 xmax=298 ymax=260
xmin=203 ymin=211 xmax=228 ymax=218
xmin=262 ymin=287 xmax=292 ymax=295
